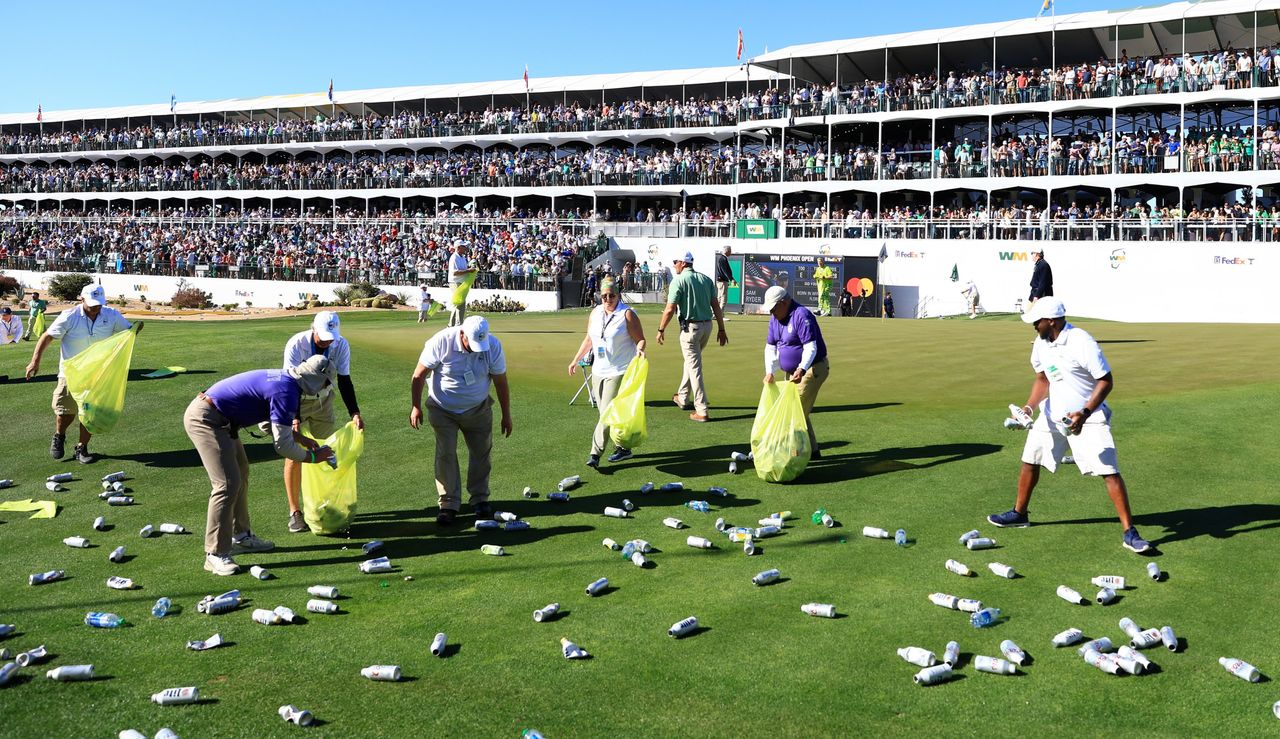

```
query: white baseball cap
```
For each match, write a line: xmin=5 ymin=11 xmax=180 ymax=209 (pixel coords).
xmin=312 ymin=310 xmax=341 ymax=341
xmin=762 ymin=285 xmax=789 ymax=312
xmin=1022 ymin=297 xmax=1067 ymax=324
xmin=462 ymin=315 xmax=491 ymax=352
xmin=676 ymin=251 xmax=695 ymax=263
xmin=81 ymin=284 xmax=105 ymax=307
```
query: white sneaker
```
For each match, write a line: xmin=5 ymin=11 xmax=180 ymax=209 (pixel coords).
xmin=204 ymin=553 xmax=240 ymax=576
xmin=231 ymin=533 xmax=275 ymax=553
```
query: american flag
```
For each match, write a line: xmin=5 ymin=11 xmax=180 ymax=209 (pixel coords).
xmin=736 ymin=29 xmax=744 ymax=61
xmin=328 ymin=79 xmax=334 ymax=103
xmin=36 ymin=104 xmax=42 ymax=122
xmin=742 ymin=260 xmax=774 ymax=291
xmin=523 ymin=65 xmax=529 ymax=91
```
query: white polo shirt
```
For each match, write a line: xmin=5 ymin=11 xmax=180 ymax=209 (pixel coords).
xmin=1030 ymin=323 xmax=1111 ymax=421
xmin=418 ymin=326 xmax=507 ymax=414
xmin=0 ymin=315 xmax=22 ymax=344
xmin=47 ymin=305 xmax=132 ymax=377
xmin=419 ymin=288 xmax=432 ymax=309
xmin=283 ymin=330 xmax=351 ymax=376
xmin=448 ymin=252 xmax=469 ymax=286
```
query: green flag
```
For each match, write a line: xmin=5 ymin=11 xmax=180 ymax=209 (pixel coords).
xmin=950 ymin=264 xmax=959 ymax=282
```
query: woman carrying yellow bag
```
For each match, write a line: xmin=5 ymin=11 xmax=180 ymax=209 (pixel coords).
xmin=568 ymin=278 xmax=647 ymax=469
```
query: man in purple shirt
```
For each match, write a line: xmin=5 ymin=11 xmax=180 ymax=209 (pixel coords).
xmin=183 ymin=355 xmax=335 ymax=576
xmin=762 ymin=286 xmax=830 ymax=457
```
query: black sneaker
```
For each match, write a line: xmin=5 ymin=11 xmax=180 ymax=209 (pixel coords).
xmin=436 ymin=509 xmax=457 ymax=526
xmin=987 ymin=508 xmax=1030 ymax=528
xmin=586 ymin=454 xmax=600 ymax=468
xmin=74 ymin=444 xmax=96 ymax=465
xmin=472 ymin=501 xmax=494 ymax=520
xmin=50 ymin=433 xmax=65 ymax=460
xmin=607 ymin=447 xmax=632 ymax=463
xmin=1123 ymin=527 xmax=1153 ymax=554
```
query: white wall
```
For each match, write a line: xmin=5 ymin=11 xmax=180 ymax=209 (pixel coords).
xmin=612 ymin=237 xmax=1278 ymax=324
xmin=2 ymin=270 xmax=561 ymax=313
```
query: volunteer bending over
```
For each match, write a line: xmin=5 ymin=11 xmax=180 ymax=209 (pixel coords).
xmin=762 ymin=286 xmax=829 ymax=456
xmin=568 ymin=278 xmax=647 ymax=469
xmin=184 ymin=356 xmax=335 ymax=576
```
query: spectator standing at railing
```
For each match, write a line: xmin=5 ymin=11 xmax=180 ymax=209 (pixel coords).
xmin=714 ymin=245 xmax=733 ymax=316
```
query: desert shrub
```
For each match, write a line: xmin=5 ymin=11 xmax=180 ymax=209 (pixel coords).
xmin=170 ymin=279 xmax=212 ymax=309
xmin=47 ymin=273 xmax=94 ymax=301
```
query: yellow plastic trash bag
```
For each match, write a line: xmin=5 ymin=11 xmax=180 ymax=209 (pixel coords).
xmin=600 ymin=355 xmax=648 ymax=449
xmin=426 ymin=301 xmax=445 ymax=319
xmin=451 ymin=271 xmax=477 ymax=307
xmin=31 ymin=311 xmax=46 ymax=339
xmin=301 ymin=421 xmax=365 ymax=534
xmin=62 ymin=328 xmax=137 ymax=435
xmin=750 ymin=381 xmax=812 ymax=483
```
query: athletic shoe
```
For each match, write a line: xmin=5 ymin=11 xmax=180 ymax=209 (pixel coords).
xmin=586 ymin=454 xmax=600 ymax=469
xmin=436 ymin=509 xmax=457 ymax=526
xmin=1123 ymin=527 xmax=1152 ymax=554
xmin=472 ymin=501 xmax=494 ymax=520
xmin=287 ymin=510 xmax=307 ymax=533
xmin=50 ymin=433 xmax=65 ymax=460
xmin=607 ymin=447 xmax=633 ymax=463
xmin=74 ymin=444 xmax=96 ymax=465
xmin=231 ymin=533 xmax=275 ymax=554
xmin=204 ymin=553 xmax=240 ymax=576
xmin=987 ymin=508 xmax=1030 ymax=528
xmin=689 ymin=413 xmax=709 ymax=422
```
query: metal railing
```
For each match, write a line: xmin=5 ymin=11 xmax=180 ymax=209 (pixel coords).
xmin=783 ymin=216 xmax=1273 ymax=242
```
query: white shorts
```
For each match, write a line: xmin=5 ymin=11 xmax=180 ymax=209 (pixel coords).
xmin=1020 ymin=406 xmax=1119 ymax=476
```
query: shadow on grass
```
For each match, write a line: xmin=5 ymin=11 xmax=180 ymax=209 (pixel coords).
xmin=712 ymin=402 xmax=904 ymax=424
xmin=779 ymin=442 xmax=1004 ymax=486
xmin=16 ymin=368 xmax=215 ymax=385
xmin=102 ymin=440 xmax=280 ymax=469
xmin=1044 ymin=503 xmax=1280 ymax=547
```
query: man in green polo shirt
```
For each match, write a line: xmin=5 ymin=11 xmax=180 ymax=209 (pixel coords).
xmin=657 ymin=251 xmax=728 ymax=422
xmin=25 ymin=292 xmax=47 ymax=341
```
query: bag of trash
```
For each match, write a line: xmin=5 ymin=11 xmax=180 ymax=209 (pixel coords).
xmin=601 ymin=355 xmax=648 ymax=449
xmin=301 ymin=421 xmax=365 ymax=534
xmin=62 ymin=327 xmax=137 ymax=434
xmin=750 ymin=381 xmax=811 ymax=483
xmin=451 ymin=272 xmax=477 ymax=307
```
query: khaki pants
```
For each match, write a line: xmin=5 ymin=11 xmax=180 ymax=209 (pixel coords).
xmin=591 ymin=373 xmax=624 ymax=455
xmin=716 ymin=281 xmax=728 ymax=312
xmin=427 ymin=396 xmax=493 ymax=511
xmin=796 ymin=357 xmax=830 ymax=449
xmin=183 ymin=397 xmax=251 ymax=556
xmin=52 ymin=376 xmax=78 ymax=417
xmin=676 ymin=321 xmax=712 ymax=414
xmin=298 ymin=392 xmax=338 ymax=439
xmin=447 ymin=296 xmax=465 ymax=328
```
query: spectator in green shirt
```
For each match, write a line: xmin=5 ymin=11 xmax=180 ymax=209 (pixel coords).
xmin=656 ymin=251 xmax=727 ymax=422
xmin=25 ymin=292 xmax=47 ymax=340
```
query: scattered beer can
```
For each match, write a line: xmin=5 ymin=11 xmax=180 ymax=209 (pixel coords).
xmin=360 ymin=665 xmax=401 ymax=682
xmin=560 ymin=638 xmax=590 ymax=660
xmin=63 ymin=536 xmax=90 ymax=548
xmin=707 ymin=487 xmax=728 ymax=497
xmin=106 ymin=576 xmax=135 ymax=590
xmin=965 ymin=537 xmax=996 ymax=550
xmin=522 ymin=487 xmax=537 ymax=499
xmin=668 ymin=616 xmax=698 ymax=638
xmin=475 ymin=519 xmax=501 ymax=530
xmin=29 ymin=570 xmax=65 ymax=586
xmin=307 ymin=600 xmax=338 ymax=614
xmin=1147 ymin=562 xmax=1162 ymax=581
xmin=252 ymin=608 xmax=283 ymax=625
xmin=1117 ymin=645 xmax=1153 ymax=671
xmin=752 ymin=569 xmax=780 ymax=586
xmin=913 ymin=664 xmax=953 ymax=686
xmin=1077 ymin=637 xmax=1114 ymax=656
xmin=547 ymin=492 xmax=570 ymax=502
xmin=139 ymin=525 xmax=154 ymax=539
xmin=359 ymin=557 xmax=393 ymax=574
xmin=897 ymin=646 xmax=936 ymax=667
xmin=16 ymin=645 xmax=48 ymax=666
xmin=1220 ymin=657 xmax=1261 ymax=682
xmin=186 ymin=633 xmax=223 ymax=651
xmin=956 ymin=599 xmax=983 ymax=613
xmin=1160 ymin=626 xmax=1178 ymax=652
xmin=1056 ymin=585 xmax=1086 ymax=605
xmin=101 ymin=471 xmax=126 ymax=483
xmin=119 ymin=731 xmax=147 ymax=739
xmin=686 ymin=536 xmax=713 ymax=549
xmin=943 ymin=641 xmax=960 ymax=668
xmin=430 ymin=632 xmax=447 ymax=657
xmin=494 ymin=512 xmax=518 ymax=523
xmin=801 ymin=603 xmax=836 ymax=618
xmin=0 ymin=480 xmax=12 ymax=489
xmin=754 ymin=525 xmax=781 ymax=538
xmin=730 ymin=452 xmax=749 ymax=462
xmin=1131 ymin=628 xmax=1162 ymax=649
xmin=249 ymin=566 xmax=271 ymax=581
xmin=639 ymin=482 xmax=654 ymax=494
xmin=46 ymin=481 xmax=64 ymax=492
xmin=504 ymin=520 xmax=530 ymax=531
xmin=155 ymin=523 xmax=184 ymax=534
xmin=944 ymin=559 xmax=972 ymax=577
xmin=1096 ymin=587 xmax=1117 ymax=605
xmin=1118 ymin=617 xmax=1142 ymax=639
xmin=585 ymin=577 xmax=608 ymax=597
xmin=106 ymin=496 xmax=133 ymax=506
xmin=714 ymin=518 xmax=728 ymax=532
xmin=1052 ymin=628 xmax=1085 ymax=647
xmin=1114 ymin=655 xmax=1145 ymax=676
xmin=151 ymin=686 xmax=199 ymax=705
xmin=729 ymin=461 xmax=739 ymax=474
xmin=928 ymin=593 xmax=960 ymax=610
xmin=603 ymin=507 xmax=628 ymax=518
xmin=820 ymin=513 xmax=835 ymax=528
xmin=0 ymin=662 xmax=18 ymax=686
xmin=662 ymin=517 xmax=684 ymax=530
xmin=974 ymin=655 xmax=1016 ymax=675
xmin=629 ymin=551 xmax=648 ymax=567
xmin=958 ymin=529 xmax=981 ymax=545
xmin=557 ymin=476 xmax=581 ymax=491
xmin=279 ymin=704 xmax=315 ymax=727
xmin=307 ymin=585 xmax=338 ymax=599
xmin=48 ymin=473 xmax=73 ymax=483
xmin=862 ymin=526 xmax=890 ymax=539
xmin=622 ymin=499 xmax=635 ymax=511
xmin=533 ymin=603 xmax=559 ymax=623
xmin=758 ymin=516 xmax=783 ymax=527
xmin=1082 ymin=649 xmax=1122 ymax=675
xmin=1091 ymin=575 xmax=1126 ymax=590
xmin=659 ymin=482 xmax=684 ymax=492
xmin=1000 ymin=639 xmax=1028 ymax=665
xmin=602 ymin=538 xmax=620 ymax=550
xmin=743 ymin=539 xmax=755 ymax=556
xmin=198 ymin=596 xmax=241 ymax=615
xmin=93 ymin=516 xmax=107 ymax=531
xmin=631 ymin=539 xmax=653 ymax=553
xmin=0 ymin=626 xmax=12 ymax=638
xmin=481 ymin=544 xmax=505 ymax=556
xmin=273 ymin=606 xmax=297 ymax=624
xmin=361 ymin=540 xmax=384 ymax=554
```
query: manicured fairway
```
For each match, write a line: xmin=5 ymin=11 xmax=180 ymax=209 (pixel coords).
xmin=0 ymin=308 xmax=1278 ymax=737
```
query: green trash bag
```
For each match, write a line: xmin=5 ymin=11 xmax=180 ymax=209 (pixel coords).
xmin=301 ymin=421 xmax=365 ymax=534
xmin=601 ymin=355 xmax=648 ymax=449
xmin=750 ymin=381 xmax=812 ymax=483
xmin=451 ymin=271 xmax=477 ymax=307
xmin=62 ymin=327 xmax=137 ymax=435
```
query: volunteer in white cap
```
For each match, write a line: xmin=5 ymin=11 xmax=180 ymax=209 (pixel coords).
xmin=0 ymin=306 xmax=21 ymax=344
xmin=448 ymin=241 xmax=478 ymax=327
xmin=410 ymin=315 xmax=513 ymax=526
xmin=656 ymin=250 xmax=727 ymax=422
xmin=762 ymin=286 xmax=829 ymax=456
xmin=418 ymin=285 xmax=437 ymax=324
xmin=25 ymin=284 xmax=143 ymax=464
xmin=986 ymin=297 xmax=1152 ymax=554
xmin=279 ymin=311 xmax=363 ymax=532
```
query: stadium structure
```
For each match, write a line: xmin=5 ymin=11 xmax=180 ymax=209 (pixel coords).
xmin=1 ymin=0 xmax=1276 ymax=322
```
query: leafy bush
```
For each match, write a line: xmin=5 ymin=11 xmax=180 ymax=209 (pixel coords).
xmin=47 ymin=273 xmax=94 ymax=301
xmin=0 ymin=274 xmax=21 ymax=299
xmin=221 ymin=303 xmax=239 ymax=311
xmin=170 ymin=279 xmax=212 ymax=309
xmin=333 ymin=282 xmax=381 ymax=306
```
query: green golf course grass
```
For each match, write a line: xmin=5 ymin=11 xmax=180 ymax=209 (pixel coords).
xmin=0 ymin=307 xmax=1278 ymax=737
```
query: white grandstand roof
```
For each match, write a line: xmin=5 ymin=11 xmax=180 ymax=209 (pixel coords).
xmin=0 ymin=65 xmax=781 ymax=126
xmin=752 ymin=0 xmax=1272 ymax=63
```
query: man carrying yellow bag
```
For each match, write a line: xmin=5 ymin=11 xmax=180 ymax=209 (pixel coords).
xmin=26 ymin=285 xmax=142 ymax=464
xmin=301 ymin=420 xmax=365 ymax=534
xmin=448 ymin=241 xmax=479 ymax=327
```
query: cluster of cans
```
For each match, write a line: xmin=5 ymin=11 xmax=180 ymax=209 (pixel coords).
xmin=906 ymin=638 xmax=1033 ymax=684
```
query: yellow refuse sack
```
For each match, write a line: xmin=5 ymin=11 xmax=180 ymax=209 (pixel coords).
xmin=62 ymin=327 xmax=137 ymax=435
xmin=451 ymin=272 xmax=477 ymax=307
xmin=301 ymin=421 xmax=365 ymax=534
xmin=31 ymin=311 xmax=46 ymax=339
xmin=750 ymin=381 xmax=812 ymax=483
xmin=601 ymin=355 xmax=648 ymax=450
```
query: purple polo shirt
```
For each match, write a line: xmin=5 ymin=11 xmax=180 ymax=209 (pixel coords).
xmin=205 ymin=369 xmax=301 ymax=428
xmin=767 ymin=302 xmax=827 ymax=373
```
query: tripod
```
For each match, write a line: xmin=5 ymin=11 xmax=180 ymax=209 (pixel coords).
xmin=569 ymin=358 xmax=597 ymax=407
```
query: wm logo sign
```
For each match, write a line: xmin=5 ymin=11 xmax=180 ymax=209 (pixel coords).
xmin=998 ymin=252 xmax=1029 ymax=261
xmin=132 ymin=284 xmax=150 ymax=292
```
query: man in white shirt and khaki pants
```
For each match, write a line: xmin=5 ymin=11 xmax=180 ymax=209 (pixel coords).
xmin=448 ymin=242 xmax=478 ymax=328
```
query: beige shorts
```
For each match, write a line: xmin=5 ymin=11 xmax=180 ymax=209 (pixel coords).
xmin=298 ymin=393 xmax=339 ymax=440
xmin=52 ymin=376 xmax=78 ymax=417
xmin=1021 ymin=407 xmax=1119 ymax=476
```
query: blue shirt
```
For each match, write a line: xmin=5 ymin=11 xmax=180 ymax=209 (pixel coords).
xmin=766 ymin=302 xmax=827 ymax=373
xmin=205 ymin=369 xmax=301 ymax=428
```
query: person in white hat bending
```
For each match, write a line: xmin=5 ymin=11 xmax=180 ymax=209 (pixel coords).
xmin=986 ymin=297 xmax=1152 ymax=555
xmin=657 ymin=250 xmax=727 ymax=422
xmin=280 ymin=311 xmax=364 ymax=533
xmin=448 ymin=241 xmax=478 ymax=327
xmin=25 ymin=284 xmax=143 ymax=464
xmin=409 ymin=315 xmax=513 ymax=526
xmin=761 ymin=286 xmax=829 ymax=457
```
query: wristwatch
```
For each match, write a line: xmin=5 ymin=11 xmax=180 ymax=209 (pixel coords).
xmin=1080 ymin=407 xmax=1092 ymax=418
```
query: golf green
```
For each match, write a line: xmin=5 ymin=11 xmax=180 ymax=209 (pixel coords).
xmin=0 ymin=308 xmax=1277 ymax=737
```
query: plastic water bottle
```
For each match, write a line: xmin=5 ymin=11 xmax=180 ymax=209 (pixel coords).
xmin=970 ymin=607 xmax=1001 ymax=628
xmin=895 ymin=529 xmax=907 ymax=546
xmin=152 ymin=597 xmax=171 ymax=618
xmin=685 ymin=500 xmax=710 ymax=513
xmin=85 ymin=612 xmax=125 ymax=628
xmin=621 ymin=541 xmax=637 ymax=559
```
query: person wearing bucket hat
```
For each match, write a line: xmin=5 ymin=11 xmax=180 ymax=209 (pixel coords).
xmin=985 ymin=297 xmax=1152 ymax=555
xmin=26 ymin=283 xmax=142 ymax=464
xmin=184 ymin=355 xmax=336 ymax=576
xmin=279 ymin=311 xmax=363 ymax=533
xmin=410 ymin=315 xmax=512 ymax=526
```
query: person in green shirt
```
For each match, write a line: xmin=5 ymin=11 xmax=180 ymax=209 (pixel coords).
xmin=24 ymin=292 xmax=48 ymax=340
xmin=656 ymin=251 xmax=727 ymax=422
xmin=813 ymin=258 xmax=835 ymax=316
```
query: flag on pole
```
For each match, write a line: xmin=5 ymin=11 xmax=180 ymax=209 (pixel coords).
xmin=950 ymin=264 xmax=959 ymax=282
xmin=737 ymin=29 xmax=744 ymax=61
xmin=878 ymin=243 xmax=889 ymax=263
xmin=36 ymin=104 xmax=42 ymax=122
xmin=328 ymin=79 xmax=334 ymax=103
xmin=170 ymin=93 xmax=176 ymax=113
xmin=1038 ymin=0 xmax=1053 ymax=17
xmin=523 ymin=64 xmax=529 ymax=91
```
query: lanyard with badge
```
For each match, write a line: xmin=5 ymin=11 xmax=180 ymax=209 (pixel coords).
xmin=597 ymin=309 xmax=618 ymax=360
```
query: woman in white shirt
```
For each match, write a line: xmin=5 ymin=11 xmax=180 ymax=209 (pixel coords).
xmin=567 ymin=278 xmax=647 ymax=468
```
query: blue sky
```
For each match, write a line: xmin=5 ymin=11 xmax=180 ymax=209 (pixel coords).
xmin=1 ymin=0 xmax=1127 ymax=114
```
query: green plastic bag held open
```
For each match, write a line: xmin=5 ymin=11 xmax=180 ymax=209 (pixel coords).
xmin=62 ymin=327 xmax=137 ymax=435
xmin=600 ymin=355 xmax=648 ymax=449
xmin=301 ymin=421 xmax=365 ymax=534
xmin=31 ymin=310 xmax=46 ymax=340
xmin=451 ymin=271 xmax=478 ymax=307
xmin=750 ymin=381 xmax=812 ymax=483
